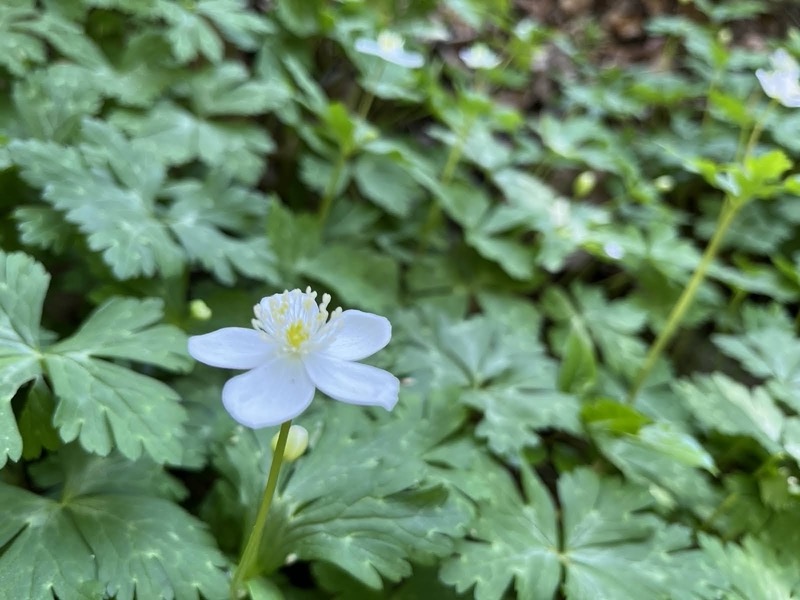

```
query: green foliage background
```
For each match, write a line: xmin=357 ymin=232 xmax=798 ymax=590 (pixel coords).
xmin=2 ymin=0 xmax=800 ymax=598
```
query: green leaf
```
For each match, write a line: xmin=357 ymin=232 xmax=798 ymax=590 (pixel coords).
xmin=558 ymin=322 xmax=598 ymax=394
xmin=11 ymin=64 xmax=103 ymax=142
xmin=695 ymin=535 xmax=800 ymax=600
xmin=491 ymin=168 xmax=609 ymax=272
xmin=0 ymin=251 xmax=189 ymax=465
xmin=275 ymin=0 xmax=321 ymax=36
xmin=300 ymin=243 xmax=399 ymax=312
xmin=713 ymin=304 xmax=800 ymax=413
xmin=0 ymin=447 xmax=228 ymax=600
xmin=180 ymin=62 xmax=290 ymax=117
xmin=0 ymin=3 xmax=103 ymax=76
xmin=164 ymin=172 xmax=279 ymax=285
xmin=0 ymin=251 xmax=50 ymax=467
xmin=397 ymin=311 xmax=580 ymax=460
xmin=111 ymin=101 xmax=274 ymax=184
xmin=158 ymin=1 xmax=223 ymax=63
xmin=14 ymin=206 xmax=78 ymax=253
xmin=9 ymin=120 xmax=184 ymax=279
xmin=582 ymin=398 xmax=651 ymax=435
xmin=207 ymin=393 xmax=470 ymax=589
xmin=353 ymin=153 xmax=423 ymax=218
xmin=17 ymin=377 xmax=60 ymax=459
xmin=194 ymin=0 xmax=273 ymax=51
xmin=441 ymin=466 xmax=693 ymax=600
xmin=543 ymin=285 xmax=649 ymax=381
xmin=675 ymin=373 xmax=783 ymax=453
xmin=0 ymin=3 xmax=47 ymax=75
xmin=591 ymin=424 xmax=721 ymax=518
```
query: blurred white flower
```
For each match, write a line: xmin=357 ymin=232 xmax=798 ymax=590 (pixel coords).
xmin=188 ymin=287 xmax=399 ymax=428
xmin=354 ymin=31 xmax=424 ymax=68
xmin=603 ymin=242 xmax=625 ymax=260
xmin=756 ymin=48 xmax=800 ymax=108
xmin=459 ymin=43 xmax=502 ymax=70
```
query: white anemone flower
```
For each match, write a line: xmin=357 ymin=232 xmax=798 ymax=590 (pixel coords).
xmin=756 ymin=48 xmax=800 ymax=108
xmin=459 ymin=43 xmax=502 ymax=70
xmin=354 ymin=31 xmax=424 ymax=69
xmin=188 ymin=288 xmax=400 ymax=428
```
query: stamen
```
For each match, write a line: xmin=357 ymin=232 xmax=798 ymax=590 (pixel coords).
xmin=251 ymin=288 xmax=341 ymax=355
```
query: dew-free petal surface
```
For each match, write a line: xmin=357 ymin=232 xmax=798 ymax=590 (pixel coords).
xmin=303 ymin=353 xmax=399 ymax=410
xmin=222 ymin=356 xmax=315 ymax=428
xmin=188 ymin=328 xmax=274 ymax=369
xmin=323 ymin=310 xmax=391 ymax=361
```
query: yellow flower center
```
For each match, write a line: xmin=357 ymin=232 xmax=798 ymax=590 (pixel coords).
xmin=285 ymin=320 xmax=310 ymax=351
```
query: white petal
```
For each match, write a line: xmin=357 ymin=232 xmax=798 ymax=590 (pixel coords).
xmin=322 ymin=310 xmax=392 ymax=361
xmin=188 ymin=328 xmax=275 ymax=369
xmin=354 ymin=38 xmax=380 ymax=56
xmin=222 ymin=357 xmax=315 ymax=428
xmin=303 ymin=354 xmax=399 ymax=411
xmin=390 ymin=50 xmax=424 ymax=69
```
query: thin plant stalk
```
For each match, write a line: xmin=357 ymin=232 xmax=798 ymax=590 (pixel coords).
xmin=229 ymin=420 xmax=292 ymax=599
xmin=357 ymin=63 xmax=386 ymax=119
xmin=626 ymin=199 xmax=741 ymax=403
xmin=418 ymin=113 xmax=477 ymax=250
xmin=627 ymin=103 xmax=774 ymax=403
xmin=742 ymin=100 xmax=774 ymax=161
xmin=318 ymin=153 xmax=347 ymax=227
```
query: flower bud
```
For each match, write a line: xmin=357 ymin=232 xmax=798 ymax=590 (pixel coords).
xmin=272 ymin=425 xmax=309 ymax=462
xmin=653 ymin=175 xmax=674 ymax=193
xmin=573 ymin=171 xmax=597 ymax=198
xmin=189 ymin=299 xmax=212 ymax=320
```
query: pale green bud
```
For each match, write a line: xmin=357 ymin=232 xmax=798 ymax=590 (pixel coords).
xmin=272 ymin=425 xmax=309 ymax=462
xmin=654 ymin=175 xmax=675 ymax=193
xmin=573 ymin=171 xmax=597 ymax=198
xmin=189 ymin=299 xmax=212 ymax=320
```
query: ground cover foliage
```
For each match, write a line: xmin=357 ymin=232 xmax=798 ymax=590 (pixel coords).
xmin=1 ymin=0 xmax=800 ymax=598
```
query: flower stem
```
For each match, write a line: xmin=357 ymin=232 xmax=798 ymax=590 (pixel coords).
xmin=418 ymin=113 xmax=476 ymax=251
xmin=229 ymin=420 xmax=292 ymax=599
xmin=318 ymin=153 xmax=347 ymax=228
xmin=358 ymin=63 xmax=385 ymax=119
xmin=744 ymin=106 xmax=773 ymax=162
xmin=626 ymin=199 xmax=741 ymax=404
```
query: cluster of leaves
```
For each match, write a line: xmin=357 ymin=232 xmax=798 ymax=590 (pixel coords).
xmin=2 ymin=0 xmax=800 ymax=598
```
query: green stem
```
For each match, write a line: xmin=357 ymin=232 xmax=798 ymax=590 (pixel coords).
xmin=318 ymin=153 xmax=347 ymax=228
xmin=737 ymin=98 xmax=774 ymax=163
xmin=743 ymin=103 xmax=773 ymax=161
xmin=626 ymin=199 xmax=741 ymax=403
xmin=357 ymin=91 xmax=375 ymax=119
xmin=418 ymin=113 xmax=476 ymax=251
xmin=440 ymin=134 xmax=466 ymax=185
xmin=229 ymin=420 xmax=292 ymax=600
xmin=357 ymin=63 xmax=385 ymax=119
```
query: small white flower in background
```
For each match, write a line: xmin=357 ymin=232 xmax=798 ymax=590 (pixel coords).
xmin=354 ymin=31 xmax=424 ymax=69
xmin=756 ymin=48 xmax=800 ymax=108
xmin=188 ymin=288 xmax=399 ymax=428
xmin=459 ymin=43 xmax=502 ymax=70
xmin=603 ymin=241 xmax=625 ymax=260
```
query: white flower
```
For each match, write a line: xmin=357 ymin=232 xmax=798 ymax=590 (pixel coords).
xmin=188 ymin=287 xmax=399 ymax=428
xmin=756 ymin=48 xmax=800 ymax=108
xmin=354 ymin=31 xmax=424 ymax=69
xmin=459 ymin=43 xmax=502 ymax=70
